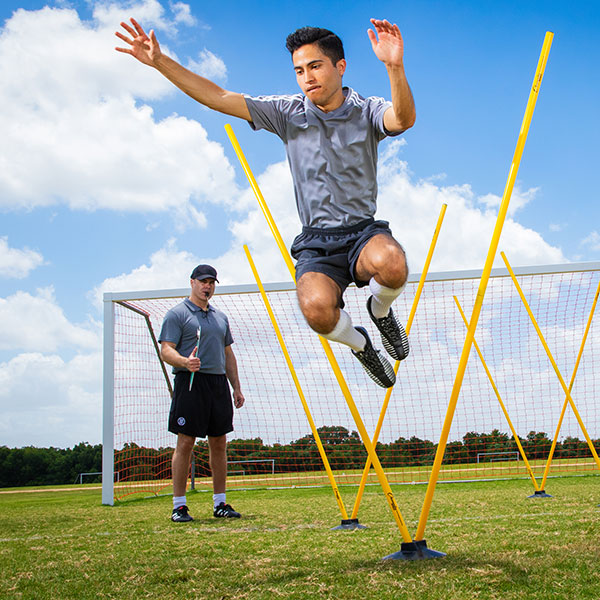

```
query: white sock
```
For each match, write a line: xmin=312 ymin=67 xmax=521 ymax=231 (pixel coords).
xmin=368 ymin=278 xmax=406 ymax=319
xmin=213 ymin=492 xmax=226 ymax=508
xmin=173 ymin=495 xmax=187 ymax=509
xmin=321 ymin=309 xmax=366 ymax=352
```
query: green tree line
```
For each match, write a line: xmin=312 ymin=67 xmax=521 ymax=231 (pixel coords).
xmin=0 ymin=442 xmax=102 ymax=487
xmin=1 ymin=428 xmax=598 ymax=487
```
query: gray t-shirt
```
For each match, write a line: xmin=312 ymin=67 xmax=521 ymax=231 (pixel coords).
xmin=158 ymin=298 xmax=234 ymax=374
xmin=244 ymin=86 xmax=402 ymax=229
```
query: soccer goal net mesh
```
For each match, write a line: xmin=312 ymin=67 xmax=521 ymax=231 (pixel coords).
xmin=104 ymin=264 xmax=600 ymax=502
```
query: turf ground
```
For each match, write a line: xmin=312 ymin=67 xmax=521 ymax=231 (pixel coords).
xmin=1 ymin=475 xmax=600 ymax=599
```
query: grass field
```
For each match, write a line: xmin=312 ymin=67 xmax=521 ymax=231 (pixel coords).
xmin=2 ymin=476 xmax=600 ymax=599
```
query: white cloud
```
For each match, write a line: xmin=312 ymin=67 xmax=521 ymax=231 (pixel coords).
xmin=0 ymin=285 xmax=103 ymax=447
xmin=0 ymin=237 xmax=44 ymax=278
xmin=186 ymin=48 xmax=227 ymax=82
xmin=93 ymin=160 xmax=300 ymax=305
xmin=93 ymin=238 xmax=200 ymax=303
xmin=375 ymin=142 xmax=566 ymax=272
xmin=95 ymin=138 xmax=569 ymax=306
xmin=0 ymin=287 xmax=100 ymax=352
xmin=0 ymin=2 xmax=240 ymax=216
xmin=169 ymin=1 xmax=196 ymax=26
xmin=225 ymin=160 xmax=300 ymax=281
xmin=479 ymin=185 xmax=539 ymax=217
xmin=93 ymin=0 xmax=193 ymax=35
xmin=580 ymin=231 xmax=600 ymax=252
xmin=0 ymin=351 xmax=102 ymax=448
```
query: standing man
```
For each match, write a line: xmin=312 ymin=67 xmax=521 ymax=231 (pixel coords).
xmin=159 ymin=264 xmax=245 ymax=522
xmin=116 ymin=18 xmax=415 ymax=389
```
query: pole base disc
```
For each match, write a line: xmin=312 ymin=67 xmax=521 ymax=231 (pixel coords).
xmin=383 ymin=539 xmax=446 ymax=561
xmin=331 ymin=518 xmax=367 ymax=531
xmin=528 ymin=490 xmax=553 ymax=498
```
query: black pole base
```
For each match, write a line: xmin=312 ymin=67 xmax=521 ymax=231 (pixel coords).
xmin=382 ymin=539 xmax=446 ymax=561
xmin=528 ymin=489 xmax=553 ymax=498
xmin=331 ymin=518 xmax=367 ymax=531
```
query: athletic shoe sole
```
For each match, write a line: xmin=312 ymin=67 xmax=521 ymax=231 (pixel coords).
xmin=351 ymin=326 xmax=396 ymax=388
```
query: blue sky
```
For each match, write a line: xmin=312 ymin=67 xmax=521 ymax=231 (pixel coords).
xmin=0 ymin=0 xmax=598 ymax=448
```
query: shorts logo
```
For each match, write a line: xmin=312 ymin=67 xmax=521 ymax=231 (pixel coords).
xmin=177 ymin=417 xmax=186 ymax=426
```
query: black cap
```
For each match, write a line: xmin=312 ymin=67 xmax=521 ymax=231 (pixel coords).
xmin=190 ymin=264 xmax=219 ymax=282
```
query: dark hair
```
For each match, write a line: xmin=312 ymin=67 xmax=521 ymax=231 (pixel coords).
xmin=285 ymin=26 xmax=345 ymax=65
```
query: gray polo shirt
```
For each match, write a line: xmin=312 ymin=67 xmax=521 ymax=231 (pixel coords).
xmin=244 ymin=86 xmax=403 ymax=229
xmin=158 ymin=298 xmax=233 ymax=374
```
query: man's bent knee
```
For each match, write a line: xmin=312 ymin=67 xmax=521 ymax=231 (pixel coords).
xmin=358 ymin=236 xmax=408 ymax=287
xmin=296 ymin=273 xmax=341 ymax=334
xmin=299 ymin=297 xmax=339 ymax=334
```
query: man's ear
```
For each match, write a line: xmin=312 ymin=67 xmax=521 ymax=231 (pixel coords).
xmin=336 ymin=58 xmax=347 ymax=77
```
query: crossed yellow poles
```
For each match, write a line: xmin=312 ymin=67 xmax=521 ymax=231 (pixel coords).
xmin=224 ymin=30 xmax=555 ymax=555
xmin=500 ymin=252 xmax=600 ymax=483
xmin=226 ymin=123 xmax=413 ymax=541
xmin=414 ymin=31 xmax=553 ymax=543
xmin=453 ymin=268 xmax=600 ymax=496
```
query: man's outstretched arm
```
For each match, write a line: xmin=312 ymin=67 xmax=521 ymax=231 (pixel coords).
xmin=115 ymin=18 xmax=251 ymax=121
xmin=368 ymin=18 xmax=416 ymax=133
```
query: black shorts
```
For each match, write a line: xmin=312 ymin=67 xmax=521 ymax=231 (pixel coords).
xmin=168 ymin=372 xmax=233 ymax=438
xmin=291 ymin=218 xmax=395 ymax=293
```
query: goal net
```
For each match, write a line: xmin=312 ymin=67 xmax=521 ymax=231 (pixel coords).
xmin=102 ymin=262 xmax=600 ymax=504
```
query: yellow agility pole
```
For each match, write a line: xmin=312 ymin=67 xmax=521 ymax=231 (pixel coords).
xmin=243 ymin=244 xmax=355 ymax=526
xmin=501 ymin=252 xmax=600 ymax=476
xmin=539 ymin=276 xmax=600 ymax=493
xmin=225 ymin=125 xmax=294 ymax=276
xmin=225 ymin=124 xmax=427 ymax=557
xmin=350 ymin=203 xmax=447 ymax=520
xmin=454 ymin=295 xmax=541 ymax=492
xmin=415 ymin=31 xmax=553 ymax=543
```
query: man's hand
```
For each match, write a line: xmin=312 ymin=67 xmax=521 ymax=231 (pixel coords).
xmin=368 ymin=18 xmax=415 ymax=133
xmin=233 ymin=390 xmax=245 ymax=409
xmin=185 ymin=347 xmax=201 ymax=373
xmin=114 ymin=17 xmax=251 ymax=120
xmin=115 ymin=18 xmax=161 ymax=67
xmin=367 ymin=18 xmax=405 ymax=68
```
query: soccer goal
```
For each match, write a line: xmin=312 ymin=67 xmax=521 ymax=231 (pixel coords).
xmin=103 ymin=261 xmax=600 ymax=505
xmin=476 ymin=451 xmax=520 ymax=463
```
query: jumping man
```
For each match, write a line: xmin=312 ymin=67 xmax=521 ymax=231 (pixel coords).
xmin=116 ymin=18 xmax=416 ymax=388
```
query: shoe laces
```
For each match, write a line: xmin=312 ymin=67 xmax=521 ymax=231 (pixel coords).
xmin=357 ymin=343 xmax=384 ymax=368
xmin=376 ymin=311 xmax=401 ymax=340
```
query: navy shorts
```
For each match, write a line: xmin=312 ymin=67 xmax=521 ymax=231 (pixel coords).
xmin=291 ymin=218 xmax=395 ymax=293
xmin=168 ymin=372 xmax=233 ymax=438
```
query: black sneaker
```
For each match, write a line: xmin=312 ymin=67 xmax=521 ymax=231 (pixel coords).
xmin=366 ymin=296 xmax=410 ymax=362
xmin=213 ymin=502 xmax=241 ymax=518
xmin=351 ymin=326 xmax=396 ymax=388
xmin=171 ymin=505 xmax=194 ymax=522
